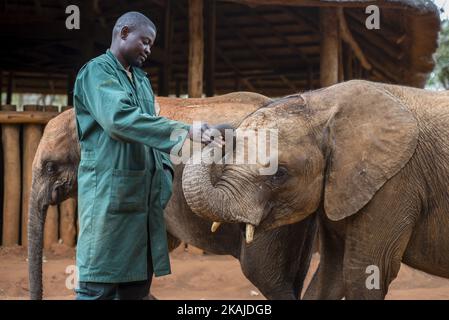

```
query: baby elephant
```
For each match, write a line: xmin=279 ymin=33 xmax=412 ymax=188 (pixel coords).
xmin=183 ymin=80 xmax=449 ymax=299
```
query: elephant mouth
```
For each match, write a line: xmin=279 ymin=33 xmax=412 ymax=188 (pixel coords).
xmin=50 ymin=180 xmax=71 ymax=205
xmin=243 ymin=204 xmax=281 ymax=242
xmin=240 ymin=223 xmax=256 ymax=244
xmin=212 ymin=205 xmax=274 ymax=244
xmin=49 ymin=189 xmax=61 ymax=205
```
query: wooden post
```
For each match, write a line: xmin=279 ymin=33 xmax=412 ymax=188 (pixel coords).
xmin=320 ymin=8 xmax=339 ymax=87
xmin=59 ymin=197 xmax=77 ymax=247
xmin=43 ymin=105 xmax=59 ymax=249
xmin=175 ymin=79 xmax=181 ymax=97
xmin=205 ymin=0 xmax=216 ymax=97
xmin=0 ymin=71 xmax=3 ymax=104
xmin=188 ymin=0 xmax=204 ymax=98
xmin=1 ymin=105 xmax=21 ymax=246
xmin=159 ymin=0 xmax=173 ymax=96
xmin=58 ymin=105 xmax=77 ymax=247
xmin=21 ymin=105 xmax=44 ymax=246
xmin=6 ymin=72 xmax=13 ymax=105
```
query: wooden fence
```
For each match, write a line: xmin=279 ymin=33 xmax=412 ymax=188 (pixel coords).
xmin=0 ymin=105 xmax=77 ymax=249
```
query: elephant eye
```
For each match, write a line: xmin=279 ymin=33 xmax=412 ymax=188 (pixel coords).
xmin=271 ymin=167 xmax=289 ymax=185
xmin=45 ymin=161 xmax=57 ymax=174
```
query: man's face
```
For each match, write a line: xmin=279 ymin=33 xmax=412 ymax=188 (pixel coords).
xmin=121 ymin=25 xmax=156 ymax=68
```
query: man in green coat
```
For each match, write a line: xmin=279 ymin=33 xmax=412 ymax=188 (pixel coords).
xmin=73 ymin=12 xmax=218 ymax=300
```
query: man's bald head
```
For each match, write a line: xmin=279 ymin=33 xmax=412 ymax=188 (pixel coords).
xmin=112 ymin=12 xmax=156 ymax=39
xmin=110 ymin=11 xmax=157 ymax=69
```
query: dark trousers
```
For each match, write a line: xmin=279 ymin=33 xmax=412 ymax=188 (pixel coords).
xmin=75 ymin=251 xmax=154 ymax=300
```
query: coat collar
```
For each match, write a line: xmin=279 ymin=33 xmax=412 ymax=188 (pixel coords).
xmin=105 ymin=49 xmax=148 ymax=82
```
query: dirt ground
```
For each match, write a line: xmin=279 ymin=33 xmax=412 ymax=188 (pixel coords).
xmin=2 ymin=244 xmax=449 ymax=300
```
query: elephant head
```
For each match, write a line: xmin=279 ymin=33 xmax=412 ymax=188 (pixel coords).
xmin=28 ymin=109 xmax=80 ymax=300
xmin=182 ymin=80 xmax=419 ymax=242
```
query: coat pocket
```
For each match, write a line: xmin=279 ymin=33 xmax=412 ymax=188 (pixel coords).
xmin=160 ymin=167 xmax=173 ymax=210
xmin=110 ymin=169 xmax=147 ymax=213
xmin=77 ymin=160 xmax=97 ymax=232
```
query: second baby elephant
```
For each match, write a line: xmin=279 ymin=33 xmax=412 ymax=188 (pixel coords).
xmin=28 ymin=92 xmax=316 ymax=300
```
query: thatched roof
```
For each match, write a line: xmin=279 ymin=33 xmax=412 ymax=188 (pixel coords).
xmin=228 ymin=0 xmax=441 ymax=88
xmin=0 ymin=0 xmax=440 ymax=97
xmin=230 ymin=0 xmax=436 ymax=11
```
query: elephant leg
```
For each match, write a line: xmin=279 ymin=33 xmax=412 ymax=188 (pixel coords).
xmin=342 ymin=177 xmax=420 ymax=300
xmin=302 ymin=215 xmax=345 ymax=300
xmin=292 ymin=215 xmax=318 ymax=299
xmin=240 ymin=216 xmax=316 ymax=300
xmin=343 ymin=227 xmax=415 ymax=300
xmin=167 ymin=231 xmax=182 ymax=252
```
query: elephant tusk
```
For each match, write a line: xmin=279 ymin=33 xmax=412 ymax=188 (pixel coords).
xmin=211 ymin=222 xmax=221 ymax=233
xmin=245 ymin=224 xmax=255 ymax=244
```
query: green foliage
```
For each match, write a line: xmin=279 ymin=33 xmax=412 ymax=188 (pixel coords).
xmin=427 ymin=19 xmax=449 ymax=89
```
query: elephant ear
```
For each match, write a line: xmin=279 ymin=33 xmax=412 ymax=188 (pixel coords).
xmin=314 ymin=81 xmax=419 ymax=221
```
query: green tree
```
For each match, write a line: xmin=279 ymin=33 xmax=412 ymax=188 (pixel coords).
xmin=427 ymin=19 xmax=449 ymax=89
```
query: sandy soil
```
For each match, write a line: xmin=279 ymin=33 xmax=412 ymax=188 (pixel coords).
xmin=2 ymin=244 xmax=449 ymax=300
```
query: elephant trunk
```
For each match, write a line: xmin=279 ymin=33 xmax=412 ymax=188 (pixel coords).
xmin=27 ymin=176 xmax=48 ymax=300
xmin=182 ymin=148 xmax=266 ymax=242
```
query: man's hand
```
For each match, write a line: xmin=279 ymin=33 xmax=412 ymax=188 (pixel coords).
xmin=189 ymin=122 xmax=233 ymax=148
xmin=188 ymin=122 xmax=210 ymax=143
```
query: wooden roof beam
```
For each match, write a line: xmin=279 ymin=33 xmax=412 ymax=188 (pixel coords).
xmin=246 ymin=8 xmax=312 ymax=64
xmin=352 ymin=31 xmax=403 ymax=80
xmin=176 ymin=66 xmax=317 ymax=79
xmin=345 ymin=10 xmax=406 ymax=45
xmin=217 ymin=15 xmax=298 ymax=91
xmin=371 ymin=68 xmax=399 ymax=84
xmin=337 ymin=8 xmax=371 ymax=70
xmin=346 ymin=13 xmax=405 ymax=61
xmin=151 ymin=0 xmax=168 ymax=7
xmin=34 ymin=0 xmax=43 ymax=15
xmin=282 ymin=7 xmax=319 ymax=32
xmin=215 ymin=47 xmax=256 ymax=91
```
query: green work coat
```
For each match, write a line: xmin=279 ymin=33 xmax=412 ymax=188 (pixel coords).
xmin=73 ymin=50 xmax=190 ymax=282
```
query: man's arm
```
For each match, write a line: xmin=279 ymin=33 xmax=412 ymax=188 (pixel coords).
xmin=76 ymin=61 xmax=191 ymax=154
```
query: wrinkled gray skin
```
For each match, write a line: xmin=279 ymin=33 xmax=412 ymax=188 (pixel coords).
xmin=28 ymin=93 xmax=316 ymax=300
xmin=183 ymin=80 xmax=449 ymax=299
